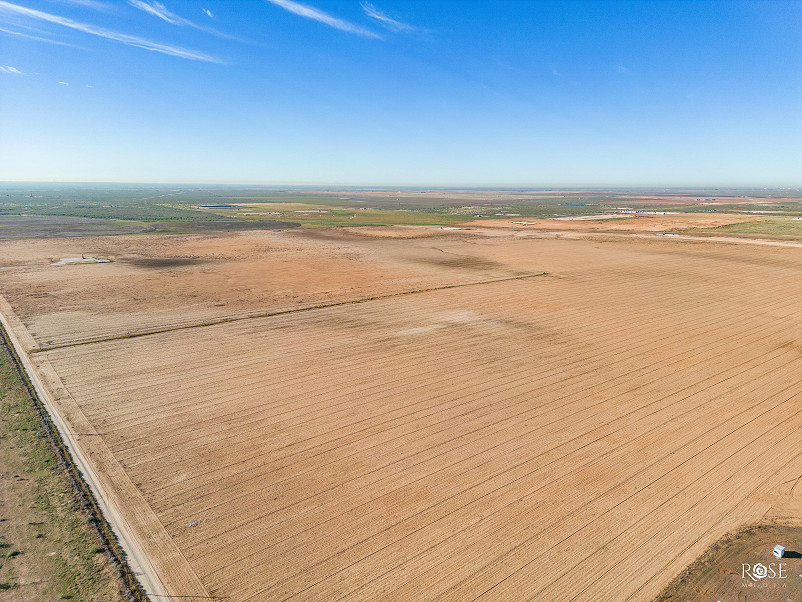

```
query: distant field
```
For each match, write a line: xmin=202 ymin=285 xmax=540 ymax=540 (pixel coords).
xmin=2 ymin=225 xmax=802 ymax=600
xmin=2 ymin=184 xmax=801 ymax=236
xmin=461 ymin=212 xmax=757 ymax=233
xmin=0 ymin=215 xmax=146 ymax=238
xmin=0 ymin=215 xmax=300 ymax=239
xmin=680 ymin=217 xmax=802 ymax=239
xmin=206 ymin=204 xmax=469 ymax=227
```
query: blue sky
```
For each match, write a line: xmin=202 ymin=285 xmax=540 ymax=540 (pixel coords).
xmin=0 ymin=0 xmax=800 ymax=186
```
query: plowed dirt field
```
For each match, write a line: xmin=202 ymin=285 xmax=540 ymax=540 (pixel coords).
xmin=2 ymin=227 xmax=802 ymax=601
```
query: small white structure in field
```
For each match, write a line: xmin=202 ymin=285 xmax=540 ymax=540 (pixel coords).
xmin=773 ymin=544 xmax=785 ymax=558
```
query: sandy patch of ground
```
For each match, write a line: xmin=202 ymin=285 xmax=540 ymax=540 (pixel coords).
xmin=2 ymin=228 xmax=531 ymax=348
xmin=461 ymin=212 xmax=756 ymax=232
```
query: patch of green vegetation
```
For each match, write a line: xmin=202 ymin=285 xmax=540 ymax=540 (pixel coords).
xmin=292 ymin=210 xmax=468 ymax=227
xmin=0 ymin=341 xmax=123 ymax=601
xmin=1 ymin=184 xmax=800 ymax=232
xmin=678 ymin=217 xmax=802 ymax=239
xmin=691 ymin=203 xmax=802 ymax=215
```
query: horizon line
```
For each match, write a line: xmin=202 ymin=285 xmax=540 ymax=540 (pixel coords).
xmin=1 ymin=180 xmax=800 ymax=191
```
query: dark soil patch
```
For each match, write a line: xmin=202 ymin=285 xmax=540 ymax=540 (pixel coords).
xmin=427 ymin=256 xmax=504 ymax=271
xmin=0 ymin=216 xmax=145 ymax=239
xmin=124 ymin=257 xmax=207 ymax=269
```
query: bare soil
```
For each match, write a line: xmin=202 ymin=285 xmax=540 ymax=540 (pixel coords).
xmin=0 ymin=229 xmax=533 ymax=349
xmin=2 ymin=225 xmax=802 ymax=601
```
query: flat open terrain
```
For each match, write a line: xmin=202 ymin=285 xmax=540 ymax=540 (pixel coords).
xmin=462 ymin=212 xmax=757 ymax=232
xmin=2 ymin=224 xmax=802 ymax=600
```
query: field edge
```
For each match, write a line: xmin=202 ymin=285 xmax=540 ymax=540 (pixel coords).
xmin=0 ymin=318 xmax=151 ymax=601
xmin=653 ymin=521 xmax=802 ymax=601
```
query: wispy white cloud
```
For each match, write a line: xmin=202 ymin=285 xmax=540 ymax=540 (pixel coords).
xmin=129 ymin=0 xmax=242 ymax=41
xmin=265 ymin=0 xmax=381 ymax=39
xmin=615 ymin=64 xmax=632 ymax=75
xmin=52 ymin=0 xmax=112 ymax=11
xmin=0 ymin=0 xmax=221 ymax=61
xmin=0 ymin=65 xmax=23 ymax=74
xmin=58 ymin=80 xmax=69 ymax=85
xmin=360 ymin=2 xmax=422 ymax=33
xmin=203 ymin=7 xmax=213 ymax=19
xmin=0 ymin=25 xmax=82 ymax=47
xmin=128 ymin=0 xmax=184 ymax=25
